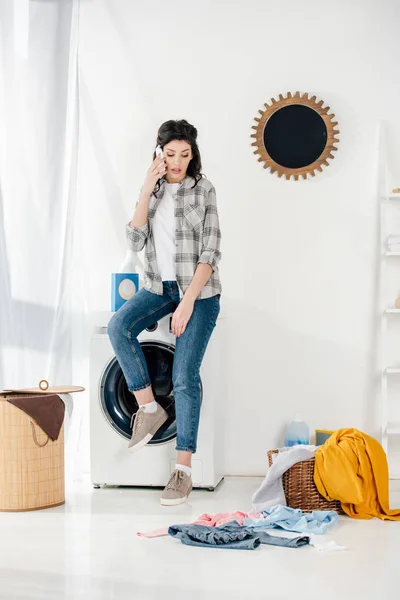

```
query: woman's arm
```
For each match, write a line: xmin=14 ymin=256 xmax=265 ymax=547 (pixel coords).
xmin=126 ymin=155 xmax=167 ymax=252
xmin=130 ymin=189 xmax=152 ymax=228
xmin=171 ymin=184 xmax=221 ymax=337
xmin=126 ymin=191 xmax=150 ymax=252
xmin=171 ymin=264 xmax=213 ymax=337
xmin=196 ymin=184 xmax=222 ymax=270
xmin=184 ymin=263 xmax=213 ymax=302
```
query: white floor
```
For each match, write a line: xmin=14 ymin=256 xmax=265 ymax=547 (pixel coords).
xmin=1 ymin=477 xmax=400 ymax=600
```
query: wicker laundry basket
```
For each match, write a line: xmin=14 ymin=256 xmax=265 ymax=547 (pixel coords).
xmin=267 ymin=449 xmax=344 ymax=514
xmin=0 ymin=395 xmax=65 ymax=511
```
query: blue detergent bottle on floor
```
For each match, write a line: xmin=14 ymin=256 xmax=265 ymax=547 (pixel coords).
xmin=284 ymin=414 xmax=310 ymax=447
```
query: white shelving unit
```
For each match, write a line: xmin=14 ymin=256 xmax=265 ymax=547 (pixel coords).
xmin=380 ymin=190 xmax=400 ymax=467
xmin=386 ymin=426 xmax=400 ymax=434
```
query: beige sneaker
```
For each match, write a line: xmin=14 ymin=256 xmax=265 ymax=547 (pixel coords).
xmin=160 ymin=469 xmax=193 ymax=506
xmin=128 ymin=404 xmax=168 ymax=453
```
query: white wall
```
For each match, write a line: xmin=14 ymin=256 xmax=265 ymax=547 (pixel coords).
xmin=78 ymin=0 xmax=400 ymax=475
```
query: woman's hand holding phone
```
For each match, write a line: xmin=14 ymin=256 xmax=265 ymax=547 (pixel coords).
xmin=142 ymin=146 xmax=167 ymax=195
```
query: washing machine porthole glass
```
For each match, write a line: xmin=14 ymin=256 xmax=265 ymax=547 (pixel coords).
xmin=100 ymin=341 xmax=177 ymax=444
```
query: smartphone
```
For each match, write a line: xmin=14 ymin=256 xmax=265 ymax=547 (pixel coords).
xmin=156 ymin=145 xmax=166 ymax=177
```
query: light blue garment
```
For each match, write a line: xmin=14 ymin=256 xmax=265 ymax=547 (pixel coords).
xmin=244 ymin=504 xmax=338 ymax=535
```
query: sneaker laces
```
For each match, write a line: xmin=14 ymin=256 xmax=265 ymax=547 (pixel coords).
xmin=130 ymin=406 xmax=146 ymax=435
xmin=166 ymin=469 xmax=185 ymax=491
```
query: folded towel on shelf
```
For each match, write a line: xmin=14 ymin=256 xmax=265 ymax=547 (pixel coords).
xmin=387 ymin=235 xmax=400 ymax=244
xmin=386 ymin=236 xmax=400 ymax=252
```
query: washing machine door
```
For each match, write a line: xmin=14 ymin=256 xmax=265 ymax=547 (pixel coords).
xmin=100 ymin=341 xmax=176 ymax=444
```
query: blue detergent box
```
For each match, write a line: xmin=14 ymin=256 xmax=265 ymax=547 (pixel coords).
xmin=111 ymin=273 xmax=139 ymax=312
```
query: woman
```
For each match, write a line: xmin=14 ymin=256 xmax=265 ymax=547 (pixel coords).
xmin=108 ymin=119 xmax=222 ymax=506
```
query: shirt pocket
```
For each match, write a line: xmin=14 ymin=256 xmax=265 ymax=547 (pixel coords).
xmin=182 ymin=204 xmax=205 ymax=233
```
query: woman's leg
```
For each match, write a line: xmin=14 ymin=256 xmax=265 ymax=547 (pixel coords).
xmin=108 ymin=286 xmax=178 ymax=452
xmin=173 ymin=295 xmax=221 ymax=463
xmin=160 ymin=295 xmax=220 ymax=505
xmin=108 ymin=287 xmax=176 ymax=400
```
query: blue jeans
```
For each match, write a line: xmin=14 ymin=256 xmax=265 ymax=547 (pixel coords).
xmin=108 ymin=281 xmax=220 ymax=453
xmin=168 ymin=522 xmax=310 ymax=550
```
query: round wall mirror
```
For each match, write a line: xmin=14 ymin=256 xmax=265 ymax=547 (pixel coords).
xmin=251 ymin=92 xmax=339 ymax=180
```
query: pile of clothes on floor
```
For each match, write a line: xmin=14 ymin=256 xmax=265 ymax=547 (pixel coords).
xmin=138 ymin=428 xmax=400 ymax=551
xmin=138 ymin=505 xmax=340 ymax=551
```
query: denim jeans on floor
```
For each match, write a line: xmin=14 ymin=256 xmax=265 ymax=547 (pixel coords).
xmin=168 ymin=522 xmax=310 ymax=550
xmin=107 ymin=281 xmax=220 ymax=453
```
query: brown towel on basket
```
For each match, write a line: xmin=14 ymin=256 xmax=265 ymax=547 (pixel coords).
xmin=6 ymin=394 xmax=65 ymax=440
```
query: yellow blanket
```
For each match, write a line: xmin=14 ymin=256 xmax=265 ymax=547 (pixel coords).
xmin=314 ymin=428 xmax=400 ymax=520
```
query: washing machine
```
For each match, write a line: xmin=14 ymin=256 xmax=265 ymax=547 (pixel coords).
xmin=90 ymin=310 xmax=223 ymax=489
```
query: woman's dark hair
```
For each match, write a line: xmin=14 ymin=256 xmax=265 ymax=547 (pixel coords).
xmin=153 ymin=119 xmax=203 ymax=195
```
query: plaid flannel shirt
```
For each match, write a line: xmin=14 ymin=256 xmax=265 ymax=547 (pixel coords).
xmin=126 ymin=175 xmax=222 ymax=299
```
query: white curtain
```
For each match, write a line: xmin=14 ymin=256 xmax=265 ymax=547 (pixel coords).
xmin=0 ymin=0 xmax=87 ymax=479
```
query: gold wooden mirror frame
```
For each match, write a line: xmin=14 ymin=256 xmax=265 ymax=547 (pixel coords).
xmin=251 ymin=92 xmax=340 ymax=180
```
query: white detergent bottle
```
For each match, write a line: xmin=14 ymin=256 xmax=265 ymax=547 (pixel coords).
xmin=111 ymin=248 xmax=144 ymax=312
xmin=118 ymin=248 xmax=144 ymax=281
xmin=284 ymin=414 xmax=310 ymax=447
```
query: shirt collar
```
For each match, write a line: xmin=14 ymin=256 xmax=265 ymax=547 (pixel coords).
xmin=160 ymin=174 xmax=194 ymax=189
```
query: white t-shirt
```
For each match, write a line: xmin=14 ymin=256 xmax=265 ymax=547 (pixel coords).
xmin=152 ymin=182 xmax=179 ymax=281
